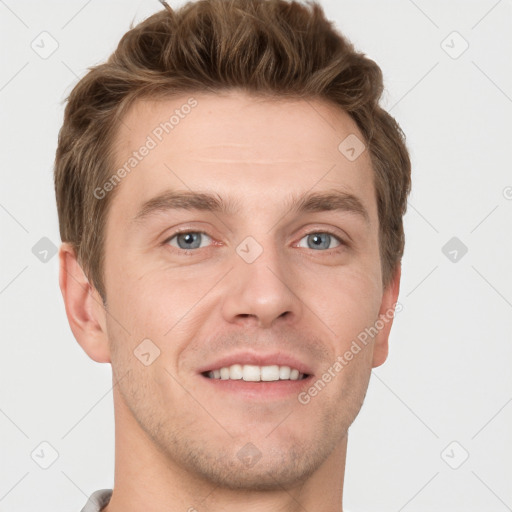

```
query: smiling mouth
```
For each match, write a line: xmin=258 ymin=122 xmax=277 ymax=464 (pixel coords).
xmin=202 ymin=364 xmax=310 ymax=381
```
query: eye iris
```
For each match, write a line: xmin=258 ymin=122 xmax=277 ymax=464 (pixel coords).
xmin=308 ymin=233 xmax=330 ymax=250
xmin=177 ymin=232 xmax=201 ymax=249
xmin=173 ymin=233 xmax=336 ymax=251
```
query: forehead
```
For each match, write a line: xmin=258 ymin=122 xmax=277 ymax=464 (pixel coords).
xmin=116 ymin=90 xmax=365 ymax=160
xmin=109 ymin=90 xmax=377 ymax=224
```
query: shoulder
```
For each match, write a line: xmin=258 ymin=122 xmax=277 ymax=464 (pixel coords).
xmin=80 ymin=489 xmax=113 ymax=512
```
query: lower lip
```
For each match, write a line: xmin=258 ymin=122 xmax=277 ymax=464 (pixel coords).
xmin=200 ymin=374 xmax=314 ymax=400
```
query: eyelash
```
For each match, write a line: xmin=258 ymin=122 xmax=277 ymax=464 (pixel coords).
xmin=162 ymin=229 xmax=348 ymax=255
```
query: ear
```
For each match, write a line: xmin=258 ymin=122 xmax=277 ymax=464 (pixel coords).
xmin=58 ymin=242 xmax=111 ymax=363
xmin=372 ymin=264 xmax=402 ymax=368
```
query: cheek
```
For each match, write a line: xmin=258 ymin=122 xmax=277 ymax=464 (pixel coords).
xmin=106 ymin=256 xmax=185 ymax=327
xmin=301 ymin=264 xmax=382 ymax=343
xmin=107 ymin=265 xmax=215 ymax=368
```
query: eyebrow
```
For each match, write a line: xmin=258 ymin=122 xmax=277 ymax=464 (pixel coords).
xmin=131 ymin=188 xmax=370 ymax=226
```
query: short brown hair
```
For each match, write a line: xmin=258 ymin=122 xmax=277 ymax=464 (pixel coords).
xmin=54 ymin=0 xmax=411 ymax=303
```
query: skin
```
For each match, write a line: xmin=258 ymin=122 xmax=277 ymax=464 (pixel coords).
xmin=59 ymin=89 xmax=401 ymax=512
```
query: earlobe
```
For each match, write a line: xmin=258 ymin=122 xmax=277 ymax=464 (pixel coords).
xmin=58 ymin=242 xmax=111 ymax=363
xmin=372 ymin=264 xmax=402 ymax=368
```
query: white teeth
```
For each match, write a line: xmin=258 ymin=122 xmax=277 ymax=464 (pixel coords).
xmin=279 ymin=366 xmax=291 ymax=379
xmin=230 ymin=364 xmax=243 ymax=380
xmin=290 ymin=368 xmax=300 ymax=380
xmin=243 ymin=364 xmax=261 ymax=381
xmin=206 ymin=364 xmax=307 ymax=381
xmin=260 ymin=365 xmax=279 ymax=381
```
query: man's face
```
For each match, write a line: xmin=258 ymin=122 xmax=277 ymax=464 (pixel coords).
xmin=101 ymin=90 xmax=396 ymax=489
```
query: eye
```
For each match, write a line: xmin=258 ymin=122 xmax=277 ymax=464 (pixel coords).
xmin=297 ymin=232 xmax=343 ymax=251
xmin=165 ymin=231 xmax=213 ymax=251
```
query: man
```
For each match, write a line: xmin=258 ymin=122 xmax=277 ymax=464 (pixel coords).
xmin=54 ymin=0 xmax=411 ymax=510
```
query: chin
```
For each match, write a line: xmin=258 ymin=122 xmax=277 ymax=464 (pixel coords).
xmin=189 ymin=446 xmax=322 ymax=491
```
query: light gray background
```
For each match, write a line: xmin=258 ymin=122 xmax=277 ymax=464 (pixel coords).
xmin=1 ymin=1 xmax=511 ymax=511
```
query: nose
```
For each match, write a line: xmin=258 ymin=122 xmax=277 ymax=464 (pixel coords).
xmin=220 ymin=240 xmax=303 ymax=329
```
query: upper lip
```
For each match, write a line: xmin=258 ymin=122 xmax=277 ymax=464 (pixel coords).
xmin=197 ymin=350 xmax=314 ymax=376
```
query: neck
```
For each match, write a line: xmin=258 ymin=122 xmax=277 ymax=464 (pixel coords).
xmin=103 ymin=385 xmax=347 ymax=512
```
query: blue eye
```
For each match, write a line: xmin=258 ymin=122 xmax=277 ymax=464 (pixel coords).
xmin=297 ymin=232 xmax=343 ymax=250
xmin=164 ymin=230 xmax=345 ymax=254
xmin=166 ymin=231 xmax=213 ymax=250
